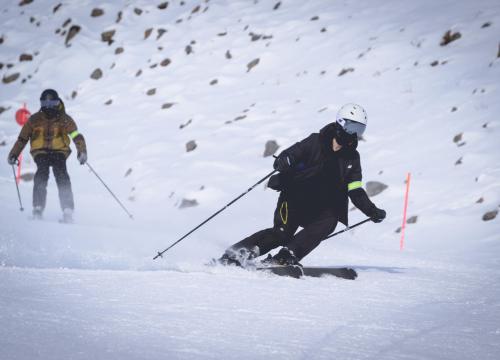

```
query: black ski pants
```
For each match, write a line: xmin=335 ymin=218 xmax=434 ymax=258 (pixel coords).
xmin=33 ymin=152 xmax=74 ymax=211
xmin=229 ymin=193 xmax=338 ymax=260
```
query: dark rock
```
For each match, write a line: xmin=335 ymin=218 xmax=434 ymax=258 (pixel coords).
xmin=124 ymin=168 xmax=132 ymax=177
xmin=19 ymin=54 xmax=33 ymax=61
xmin=321 ymin=28 xmax=327 ymax=33
xmin=179 ymin=119 xmax=192 ymax=129
xmin=135 ymin=69 xmax=142 ymax=77
xmin=91 ymin=8 xmax=104 ymax=17
xmin=234 ymin=115 xmax=246 ymax=121
xmin=104 ymin=99 xmax=112 ymax=105
xmin=395 ymin=227 xmax=402 ymax=233
xmin=150 ymin=63 xmax=157 ymax=69
xmin=482 ymin=210 xmax=498 ymax=221
xmin=273 ymin=2 xmax=281 ymax=10
xmin=455 ymin=157 xmax=462 ymax=166
xmin=453 ymin=133 xmax=463 ymax=143
xmin=247 ymin=58 xmax=260 ymax=72
xmin=440 ymin=30 xmax=461 ymax=46
xmin=145 ymin=28 xmax=153 ymax=39
xmin=0 ymin=36 xmax=3 ymax=45
xmin=451 ymin=106 xmax=457 ymax=112
xmin=19 ymin=0 xmax=33 ymax=6
xmin=225 ymin=50 xmax=232 ymax=59
xmin=101 ymin=30 xmax=116 ymax=45
xmin=430 ymin=60 xmax=439 ymax=66
xmin=338 ymin=67 xmax=354 ymax=76
xmin=185 ymin=45 xmax=193 ymax=54
xmin=481 ymin=22 xmax=491 ymax=28
xmin=209 ymin=79 xmax=218 ymax=85
xmin=191 ymin=5 xmax=200 ymax=13
xmin=160 ymin=58 xmax=171 ymax=67
xmin=476 ymin=197 xmax=484 ymax=204
xmin=0 ymin=106 xmax=11 ymax=114
xmin=310 ymin=16 xmax=319 ymax=21
xmin=157 ymin=28 xmax=167 ymax=39
xmin=62 ymin=19 xmax=71 ymax=28
xmin=179 ymin=198 xmax=198 ymax=209
xmin=115 ymin=47 xmax=124 ymax=55
xmin=71 ymin=91 xmax=77 ymax=99
xmin=134 ymin=8 xmax=143 ymax=15
xmin=407 ymin=215 xmax=418 ymax=224
xmin=0 ymin=140 xmax=6 ymax=146
xmin=158 ymin=2 xmax=169 ymax=10
xmin=65 ymin=25 xmax=81 ymax=46
xmin=90 ymin=68 xmax=103 ymax=80
xmin=218 ymin=32 xmax=227 ymax=36
xmin=263 ymin=140 xmax=279 ymax=157
xmin=366 ymin=181 xmax=388 ymax=197
xmin=2 ymin=73 xmax=20 ymax=84
xmin=116 ymin=11 xmax=123 ymax=23
xmin=53 ymin=3 xmax=62 ymax=13
xmin=186 ymin=140 xmax=197 ymax=152
xmin=146 ymin=88 xmax=156 ymax=96
xmin=162 ymin=102 xmax=175 ymax=109
xmin=497 ymin=43 xmax=500 ymax=58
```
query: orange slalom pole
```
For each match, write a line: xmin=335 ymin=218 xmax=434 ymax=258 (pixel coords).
xmin=400 ymin=172 xmax=411 ymax=250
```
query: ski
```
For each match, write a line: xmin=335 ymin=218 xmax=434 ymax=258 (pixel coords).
xmin=301 ymin=267 xmax=357 ymax=280
xmin=256 ymin=265 xmax=304 ymax=279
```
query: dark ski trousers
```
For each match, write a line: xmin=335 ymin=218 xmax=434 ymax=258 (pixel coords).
xmin=229 ymin=193 xmax=338 ymax=260
xmin=33 ymin=152 xmax=74 ymax=211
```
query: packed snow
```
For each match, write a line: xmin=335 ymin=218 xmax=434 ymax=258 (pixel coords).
xmin=0 ymin=0 xmax=499 ymax=359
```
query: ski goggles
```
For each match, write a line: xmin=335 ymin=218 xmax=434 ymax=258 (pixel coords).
xmin=40 ymin=99 xmax=61 ymax=108
xmin=341 ymin=119 xmax=366 ymax=136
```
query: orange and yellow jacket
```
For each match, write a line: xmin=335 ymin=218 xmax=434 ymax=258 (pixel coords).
xmin=9 ymin=109 xmax=86 ymax=160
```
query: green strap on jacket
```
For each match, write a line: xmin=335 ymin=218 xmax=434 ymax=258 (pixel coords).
xmin=69 ymin=130 xmax=79 ymax=139
xmin=348 ymin=181 xmax=363 ymax=191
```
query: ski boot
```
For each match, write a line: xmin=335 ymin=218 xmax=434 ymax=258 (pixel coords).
xmin=61 ymin=208 xmax=73 ymax=224
xmin=262 ymin=247 xmax=302 ymax=267
xmin=32 ymin=206 xmax=43 ymax=220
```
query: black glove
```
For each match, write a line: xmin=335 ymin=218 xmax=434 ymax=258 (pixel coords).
xmin=7 ymin=155 xmax=17 ymax=165
xmin=370 ymin=207 xmax=386 ymax=223
xmin=273 ymin=154 xmax=293 ymax=173
xmin=77 ymin=152 xmax=87 ymax=165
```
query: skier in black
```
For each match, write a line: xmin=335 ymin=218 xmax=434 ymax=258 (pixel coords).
xmin=219 ymin=104 xmax=386 ymax=266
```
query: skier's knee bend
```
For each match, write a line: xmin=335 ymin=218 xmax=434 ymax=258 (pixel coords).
xmin=271 ymin=225 xmax=290 ymax=246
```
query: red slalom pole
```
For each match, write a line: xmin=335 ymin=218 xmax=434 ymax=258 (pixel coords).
xmin=16 ymin=153 xmax=23 ymax=184
xmin=400 ymin=172 xmax=411 ymax=250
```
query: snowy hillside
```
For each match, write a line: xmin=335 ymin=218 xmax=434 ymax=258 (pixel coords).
xmin=1 ymin=0 xmax=500 ymax=359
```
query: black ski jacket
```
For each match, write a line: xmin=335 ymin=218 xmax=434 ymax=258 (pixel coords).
xmin=269 ymin=123 xmax=376 ymax=226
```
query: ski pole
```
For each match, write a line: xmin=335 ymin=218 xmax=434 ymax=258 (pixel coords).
xmin=86 ymin=162 xmax=134 ymax=220
xmin=323 ymin=218 xmax=372 ymax=241
xmin=154 ymin=169 xmax=277 ymax=260
xmin=11 ymin=163 xmax=24 ymax=211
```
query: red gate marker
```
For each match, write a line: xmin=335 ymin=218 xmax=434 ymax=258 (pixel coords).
xmin=400 ymin=172 xmax=411 ymax=250
xmin=15 ymin=103 xmax=30 ymax=126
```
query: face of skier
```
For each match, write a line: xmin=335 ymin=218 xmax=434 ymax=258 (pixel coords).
xmin=332 ymin=138 xmax=342 ymax=152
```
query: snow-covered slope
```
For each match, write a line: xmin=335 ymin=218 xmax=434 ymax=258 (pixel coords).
xmin=1 ymin=1 xmax=499 ymax=359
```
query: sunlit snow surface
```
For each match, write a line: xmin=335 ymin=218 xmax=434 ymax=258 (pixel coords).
xmin=0 ymin=0 xmax=499 ymax=359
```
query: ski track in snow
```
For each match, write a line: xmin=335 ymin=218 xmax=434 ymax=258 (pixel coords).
xmin=1 ymin=0 xmax=500 ymax=359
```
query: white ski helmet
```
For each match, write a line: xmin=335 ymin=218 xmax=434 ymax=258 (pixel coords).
xmin=336 ymin=103 xmax=367 ymax=137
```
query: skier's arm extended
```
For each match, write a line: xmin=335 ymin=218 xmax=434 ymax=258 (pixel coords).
xmin=65 ymin=116 xmax=87 ymax=164
xmin=347 ymin=156 xmax=386 ymax=222
xmin=8 ymin=121 xmax=33 ymax=162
